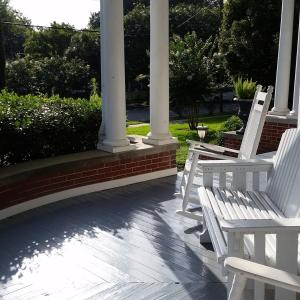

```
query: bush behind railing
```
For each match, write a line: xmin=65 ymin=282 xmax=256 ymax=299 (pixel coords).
xmin=0 ymin=90 xmax=102 ymax=167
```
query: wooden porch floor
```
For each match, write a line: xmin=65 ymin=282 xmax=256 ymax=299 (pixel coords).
xmin=0 ymin=175 xmax=226 ymax=300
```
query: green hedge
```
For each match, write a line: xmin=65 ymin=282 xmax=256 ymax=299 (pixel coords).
xmin=216 ymin=115 xmax=243 ymax=145
xmin=0 ymin=91 xmax=102 ymax=167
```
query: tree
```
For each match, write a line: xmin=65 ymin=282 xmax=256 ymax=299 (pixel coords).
xmin=88 ymin=12 xmax=100 ymax=29
xmin=6 ymin=56 xmax=91 ymax=98
xmin=170 ymin=4 xmax=221 ymax=40
xmin=65 ymin=31 xmax=100 ymax=81
xmin=24 ymin=22 xmax=76 ymax=58
xmin=220 ymin=0 xmax=281 ymax=86
xmin=0 ymin=0 xmax=30 ymax=59
xmin=170 ymin=32 xmax=213 ymax=129
xmin=88 ymin=1 xmax=222 ymax=101
xmin=206 ymin=36 xmax=231 ymax=113
xmin=124 ymin=4 xmax=150 ymax=89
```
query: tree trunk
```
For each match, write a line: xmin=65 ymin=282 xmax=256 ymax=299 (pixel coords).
xmin=219 ymin=91 xmax=224 ymax=113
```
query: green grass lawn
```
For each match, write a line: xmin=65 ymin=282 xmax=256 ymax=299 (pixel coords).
xmin=127 ymin=115 xmax=232 ymax=169
xmin=127 ymin=120 xmax=145 ymax=126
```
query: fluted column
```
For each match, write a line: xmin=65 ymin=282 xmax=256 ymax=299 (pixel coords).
xmin=97 ymin=0 xmax=135 ymax=153
xmin=290 ymin=12 xmax=300 ymax=119
xmin=143 ymin=0 xmax=176 ymax=146
xmin=270 ymin=0 xmax=295 ymax=116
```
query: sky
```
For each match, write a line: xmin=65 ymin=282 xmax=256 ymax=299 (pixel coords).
xmin=10 ymin=0 xmax=100 ymax=29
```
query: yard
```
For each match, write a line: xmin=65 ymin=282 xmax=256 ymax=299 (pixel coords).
xmin=127 ymin=115 xmax=232 ymax=169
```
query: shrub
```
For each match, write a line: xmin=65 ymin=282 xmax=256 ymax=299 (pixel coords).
xmin=234 ymin=78 xmax=256 ymax=99
xmin=6 ymin=55 xmax=92 ymax=98
xmin=216 ymin=115 xmax=243 ymax=144
xmin=0 ymin=90 xmax=102 ymax=166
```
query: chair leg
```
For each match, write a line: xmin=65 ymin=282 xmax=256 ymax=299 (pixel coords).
xmin=176 ymin=152 xmax=202 ymax=221
xmin=182 ymin=152 xmax=199 ymax=211
xmin=228 ymin=274 xmax=247 ymax=300
xmin=199 ymin=218 xmax=211 ymax=243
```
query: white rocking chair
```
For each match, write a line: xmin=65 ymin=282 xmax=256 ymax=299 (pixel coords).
xmin=176 ymin=85 xmax=274 ymax=221
xmin=225 ymin=257 xmax=300 ymax=300
xmin=198 ymin=128 xmax=300 ymax=300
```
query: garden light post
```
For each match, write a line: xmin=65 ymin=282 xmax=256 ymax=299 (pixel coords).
xmin=197 ymin=125 xmax=208 ymax=142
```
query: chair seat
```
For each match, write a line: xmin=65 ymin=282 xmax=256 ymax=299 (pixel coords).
xmin=199 ymin=186 xmax=300 ymax=272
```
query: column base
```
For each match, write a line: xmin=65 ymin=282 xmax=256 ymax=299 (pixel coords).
xmin=288 ymin=110 xmax=298 ymax=119
xmin=269 ymin=107 xmax=290 ymax=116
xmin=97 ymin=143 xmax=136 ymax=153
xmin=143 ymin=136 xmax=178 ymax=146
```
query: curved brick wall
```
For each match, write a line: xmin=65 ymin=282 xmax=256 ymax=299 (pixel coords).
xmin=0 ymin=137 xmax=177 ymax=213
xmin=223 ymin=117 xmax=297 ymax=154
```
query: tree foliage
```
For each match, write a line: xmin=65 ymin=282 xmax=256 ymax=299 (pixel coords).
xmin=24 ymin=22 xmax=76 ymax=57
xmin=6 ymin=56 xmax=91 ymax=98
xmin=220 ymin=0 xmax=281 ymax=85
xmin=170 ymin=32 xmax=213 ymax=128
xmin=66 ymin=31 xmax=100 ymax=81
xmin=0 ymin=18 xmax=5 ymax=89
xmin=170 ymin=4 xmax=221 ymax=40
xmin=0 ymin=0 xmax=30 ymax=59
xmin=124 ymin=4 xmax=150 ymax=86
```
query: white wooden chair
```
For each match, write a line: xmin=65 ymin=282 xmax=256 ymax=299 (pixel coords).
xmin=176 ymin=85 xmax=274 ymax=221
xmin=197 ymin=128 xmax=300 ymax=300
xmin=225 ymin=257 xmax=300 ymax=300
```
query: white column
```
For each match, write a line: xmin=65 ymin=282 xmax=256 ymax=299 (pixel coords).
xmin=290 ymin=12 xmax=300 ymax=119
xmin=143 ymin=0 xmax=176 ymax=146
xmin=270 ymin=0 xmax=295 ymax=116
xmin=97 ymin=0 xmax=135 ymax=153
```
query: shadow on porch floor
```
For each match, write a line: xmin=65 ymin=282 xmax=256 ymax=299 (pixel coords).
xmin=0 ymin=175 xmax=226 ymax=300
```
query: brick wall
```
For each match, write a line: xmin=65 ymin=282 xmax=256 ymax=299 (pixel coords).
xmin=0 ymin=144 xmax=177 ymax=211
xmin=223 ymin=118 xmax=297 ymax=155
xmin=223 ymin=137 xmax=242 ymax=151
xmin=258 ymin=121 xmax=296 ymax=153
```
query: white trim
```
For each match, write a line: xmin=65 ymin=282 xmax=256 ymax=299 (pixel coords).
xmin=142 ymin=137 xmax=178 ymax=146
xmin=97 ymin=143 xmax=136 ymax=153
xmin=0 ymin=168 xmax=177 ymax=221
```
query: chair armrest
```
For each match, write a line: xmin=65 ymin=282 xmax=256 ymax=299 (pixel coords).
xmin=195 ymin=142 xmax=240 ymax=155
xmin=224 ymin=257 xmax=300 ymax=293
xmin=187 ymin=140 xmax=240 ymax=155
xmin=191 ymin=149 xmax=240 ymax=160
xmin=221 ymin=218 xmax=300 ymax=233
xmin=198 ymin=159 xmax=273 ymax=173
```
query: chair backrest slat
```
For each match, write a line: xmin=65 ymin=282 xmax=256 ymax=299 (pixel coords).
xmin=266 ymin=129 xmax=300 ymax=217
xmin=238 ymin=86 xmax=273 ymax=160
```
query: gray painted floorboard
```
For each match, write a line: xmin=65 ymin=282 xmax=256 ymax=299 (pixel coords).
xmin=0 ymin=175 xmax=226 ymax=299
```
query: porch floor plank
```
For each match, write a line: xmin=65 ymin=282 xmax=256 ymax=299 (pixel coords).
xmin=0 ymin=175 xmax=226 ymax=299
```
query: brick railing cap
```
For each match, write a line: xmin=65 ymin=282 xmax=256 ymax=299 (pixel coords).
xmin=0 ymin=135 xmax=178 ymax=184
xmin=266 ymin=114 xmax=297 ymax=125
xmin=222 ymin=131 xmax=244 ymax=140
